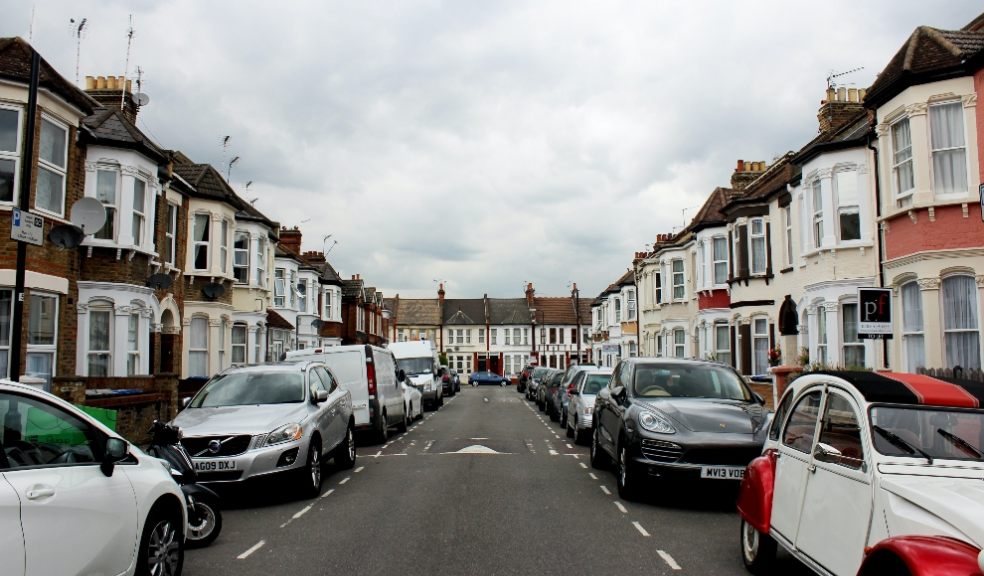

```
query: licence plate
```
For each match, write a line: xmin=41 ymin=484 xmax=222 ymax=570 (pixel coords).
xmin=193 ymin=459 xmax=237 ymax=472
xmin=700 ymin=466 xmax=745 ymax=480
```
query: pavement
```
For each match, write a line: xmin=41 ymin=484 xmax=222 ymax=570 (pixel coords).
xmin=184 ymin=385 xmax=813 ymax=575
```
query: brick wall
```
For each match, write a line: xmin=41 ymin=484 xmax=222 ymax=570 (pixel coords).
xmin=885 ymin=204 xmax=984 ymax=260
xmin=697 ymin=288 xmax=730 ymax=310
xmin=976 ymin=67 xmax=984 ymax=183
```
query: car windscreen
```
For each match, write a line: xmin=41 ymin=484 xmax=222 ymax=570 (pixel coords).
xmin=190 ymin=372 xmax=305 ymax=407
xmin=396 ymin=357 xmax=433 ymax=375
xmin=632 ymin=363 xmax=750 ymax=401
xmin=870 ymin=405 xmax=984 ymax=462
xmin=581 ymin=374 xmax=610 ymax=395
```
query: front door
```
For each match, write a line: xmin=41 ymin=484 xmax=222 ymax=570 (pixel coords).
xmin=1 ymin=392 xmax=137 ymax=576
xmin=488 ymin=355 xmax=501 ymax=375
xmin=795 ymin=389 xmax=872 ymax=575
xmin=160 ymin=333 xmax=176 ymax=373
xmin=771 ymin=388 xmax=823 ymax=543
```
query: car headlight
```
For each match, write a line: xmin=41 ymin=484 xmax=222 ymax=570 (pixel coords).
xmin=638 ymin=410 xmax=676 ymax=434
xmin=266 ymin=422 xmax=303 ymax=445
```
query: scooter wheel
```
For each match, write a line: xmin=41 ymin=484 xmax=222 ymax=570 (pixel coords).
xmin=186 ymin=493 xmax=222 ymax=548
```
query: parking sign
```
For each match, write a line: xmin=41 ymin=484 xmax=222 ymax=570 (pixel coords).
xmin=10 ymin=208 xmax=44 ymax=246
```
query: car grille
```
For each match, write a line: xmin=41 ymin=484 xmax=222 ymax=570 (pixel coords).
xmin=681 ymin=447 xmax=761 ymax=466
xmin=181 ymin=435 xmax=253 ymax=457
xmin=640 ymin=439 xmax=684 ymax=463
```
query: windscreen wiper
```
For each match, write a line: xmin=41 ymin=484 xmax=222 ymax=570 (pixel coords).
xmin=937 ymin=428 xmax=984 ymax=460
xmin=873 ymin=425 xmax=933 ymax=464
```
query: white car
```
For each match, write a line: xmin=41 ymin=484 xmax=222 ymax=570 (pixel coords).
xmin=402 ymin=378 xmax=424 ymax=423
xmin=0 ymin=379 xmax=186 ymax=576
xmin=737 ymin=370 xmax=984 ymax=576
xmin=565 ymin=367 xmax=612 ymax=444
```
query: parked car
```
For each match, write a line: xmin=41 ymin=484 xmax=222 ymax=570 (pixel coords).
xmin=0 ymin=379 xmax=187 ymax=576
xmin=439 ymin=366 xmax=457 ymax=397
xmin=287 ymin=344 xmax=405 ymax=442
xmin=737 ymin=370 xmax=984 ymax=576
xmin=538 ymin=370 xmax=564 ymax=416
xmin=172 ymin=361 xmax=355 ymax=498
xmin=449 ymin=369 xmax=461 ymax=392
xmin=469 ymin=371 xmax=510 ymax=386
xmin=558 ymin=364 xmax=597 ymax=429
xmin=400 ymin=375 xmax=424 ymax=424
xmin=517 ymin=364 xmax=535 ymax=393
xmin=566 ymin=367 xmax=613 ymax=444
xmin=390 ymin=341 xmax=443 ymax=409
xmin=526 ymin=366 xmax=552 ymax=400
xmin=591 ymin=358 xmax=769 ymax=500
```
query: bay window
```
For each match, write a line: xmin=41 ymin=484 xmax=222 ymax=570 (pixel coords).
xmin=132 ymin=178 xmax=147 ymax=245
xmin=891 ymin=118 xmax=914 ymax=197
xmin=672 ymin=259 xmax=685 ymax=300
xmin=188 ymin=317 xmax=209 ymax=377
xmin=233 ymin=231 xmax=250 ymax=283
xmin=673 ymin=328 xmax=686 ymax=358
xmin=164 ymin=203 xmax=177 ymax=266
xmin=841 ymin=303 xmax=864 ymax=367
xmin=901 ymin=281 xmax=924 ymax=372
xmin=127 ymin=312 xmax=139 ymax=375
xmin=750 ymin=218 xmax=766 ymax=274
xmin=88 ymin=306 xmax=112 ymax=376
xmin=783 ymin=205 xmax=793 ymax=266
xmin=942 ymin=275 xmax=980 ymax=369
xmin=0 ymin=106 xmax=21 ymax=203
xmin=817 ymin=309 xmax=828 ymax=366
xmin=930 ymin=102 xmax=967 ymax=196
xmin=715 ymin=322 xmax=731 ymax=366
xmin=324 ymin=290 xmax=332 ymax=319
xmin=713 ymin=237 xmax=728 ymax=284
xmin=219 ymin=220 xmax=229 ymax=273
xmin=812 ymin=180 xmax=824 ymax=248
xmin=752 ymin=317 xmax=769 ymax=375
xmin=36 ymin=117 xmax=67 ymax=216
xmin=614 ymin=299 xmax=621 ymax=322
xmin=254 ymin=238 xmax=266 ymax=286
xmin=232 ymin=323 xmax=247 ymax=364
xmin=94 ymin=169 xmax=118 ymax=240
xmin=627 ymin=290 xmax=636 ymax=321
xmin=27 ymin=293 xmax=57 ymax=381
xmin=835 ymin=171 xmax=860 ymax=241
xmin=274 ymin=268 xmax=286 ymax=307
xmin=193 ymin=214 xmax=210 ymax=270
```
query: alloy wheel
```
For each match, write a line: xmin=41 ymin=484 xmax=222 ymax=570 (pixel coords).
xmin=309 ymin=444 xmax=321 ymax=489
xmin=146 ymin=518 xmax=181 ymax=576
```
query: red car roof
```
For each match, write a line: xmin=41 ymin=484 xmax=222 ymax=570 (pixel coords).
xmin=816 ymin=371 xmax=984 ymax=408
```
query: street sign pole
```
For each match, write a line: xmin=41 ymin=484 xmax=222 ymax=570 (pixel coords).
xmin=10 ymin=48 xmax=40 ymax=382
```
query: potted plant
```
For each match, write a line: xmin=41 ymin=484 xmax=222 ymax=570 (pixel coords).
xmin=768 ymin=345 xmax=782 ymax=367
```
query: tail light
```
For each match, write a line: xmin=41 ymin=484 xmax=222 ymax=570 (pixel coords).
xmin=443 ymin=374 xmax=450 ymax=382
xmin=366 ymin=359 xmax=377 ymax=396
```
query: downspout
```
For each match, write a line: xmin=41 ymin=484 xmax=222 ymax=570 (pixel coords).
xmin=867 ymin=126 xmax=889 ymax=369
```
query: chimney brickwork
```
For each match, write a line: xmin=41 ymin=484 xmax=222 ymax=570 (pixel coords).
xmin=730 ymin=159 xmax=768 ymax=191
xmin=817 ymin=86 xmax=866 ymax=134
xmin=84 ymin=75 xmax=141 ymax=123
xmin=279 ymin=226 xmax=302 ymax=255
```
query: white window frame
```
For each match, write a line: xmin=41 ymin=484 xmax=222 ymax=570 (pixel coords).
xmin=712 ymin=236 xmax=728 ymax=285
xmin=627 ymin=289 xmax=636 ymax=321
xmin=750 ymin=218 xmax=767 ymax=274
xmin=93 ymin=167 xmax=119 ymax=241
xmin=232 ymin=323 xmax=247 ymax=364
xmin=673 ymin=328 xmax=686 ymax=358
xmin=672 ymin=259 xmax=685 ymax=301
xmin=834 ymin=170 xmax=861 ymax=242
xmin=192 ymin=214 xmax=210 ymax=271
xmin=929 ymin=101 xmax=968 ymax=197
xmin=783 ymin=205 xmax=793 ymax=267
xmin=490 ymin=329 xmax=496 ymax=345
xmin=26 ymin=293 xmax=58 ymax=380
xmin=164 ymin=203 xmax=178 ymax=266
xmin=87 ymin=305 xmax=112 ymax=377
xmin=188 ymin=316 xmax=209 ymax=377
xmin=233 ymin=231 xmax=250 ymax=284
xmin=841 ymin=302 xmax=864 ymax=368
xmin=504 ymin=329 xmax=511 ymax=345
xmin=812 ymin=179 xmax=824 ymax=249
xmin=132 ymin=177 xmax=147 ymax=246
xmin=324 ymin=290 xmax=332 ymax=319
xmin=614 ymin=298 xmax=622 ymax=322
xmin=816 ymin=308 xmax=828 ymax=366
xmin=891 ymin=117 xmax=915 ymax=198
xmin=219 ymin=219 xmax=230 ymax=275
xmin=127 ymin=311 xmax=140 ymax=376
xmin=0 ymin=104 xmax=22 ymax=204
xmin=900 ymin=281 xmax=924 ymax=372
xmin=254 ymin=237 xmax=266 ymax=287
xmin=714 ymin=322 xmax=731 ymax=366
xmin=274 ymin=268 xmax=286 ymax=307
xmin=751 ymin=317 xmax=769 ymax=375
xmin=35 ymin=115 xmax=68 ymax=217
xmin=942 ymin=275 xmax=981 ymax=370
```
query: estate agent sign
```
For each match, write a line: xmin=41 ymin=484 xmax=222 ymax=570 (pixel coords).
xmin=857 ymin=287 xmax=893 ymax=339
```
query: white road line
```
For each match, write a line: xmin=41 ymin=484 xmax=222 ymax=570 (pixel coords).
xmin=355 ymin=466 xmax=364 ymax=473
xmin=549 ymin=449 xmax=558 ymax=455
xmin=237 ymin=540 xmax=266 ymax=559
xmin=339 ymin=477 xmax=350 ymax=485
xmin=600 ymin=485 xmax=611 ymax=495
xmin=566 ymin=443 xmax=572 ymax=449
xmin=579 ymin=462 xmax=588 ymax=469
xmin=483 ymin=397 xmax=489 ymax=403
xmin=320 ymin=488 xmax=335 ymax=499
xmin=374 ymin=450 xmax=382 ymax=457
xmin=293 ymin=504 xmax=313 ymax=519
xmin=614 ymin=501 xmax=627 ymax=514
xmin=632 ymin=521 xmax=650 ymax=537
xmin=589 ymin=472 xmax=598 ymax=480
xmin=657 ymin=550 xmax=682 ymax=570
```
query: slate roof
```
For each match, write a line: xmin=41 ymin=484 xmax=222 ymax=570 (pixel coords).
xmin=489 ymin=298 xmax=531 ymax=325
xmin=865 ymin=24 xmax=984 ymax=108
xmin=721 ymin=154 xmax=799 ymax=214
xmin=341 ymin=279 xmax=364 ymax=299
xmin=615 ymin=269 xmax=635 ymax=287
xmin=792 ymin=112 xmax=870 ymax=166
xmin=576 ymin=299 xmax=594 ymax=325
xmin=534 ymin=297 xmax=578 ymax=325
xmin=443 ymin=299 xmax=485 ymax=325
xmin=169 ymin=151 xmax=279 ymax=232
xmin=266 ymin=309 xmax=294 ymax=330
xmin=686 ymin=187 xmax=733 ymax=234
xmin=393 ymin=298 xmax=442 ymax=326
xmin=0 ymin=37 xmax=95 ymax=115
xmin=82 ymin=107 xmax=166 ymax=163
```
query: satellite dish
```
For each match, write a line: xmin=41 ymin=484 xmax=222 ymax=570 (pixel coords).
xmin=146 ymin=273 xmax=173 ymax=290
xmin=202 ymin=282 xmax=225 ymax=300
xmin=47 ymin=224 xmax=84 ymax=249
xmin=70 ymin=197 xmax=107 ymax=235
xmin=131 ymin=92 xmax=150 ymax=106
xmin=311 ymin=319 xmax=324 ymax=329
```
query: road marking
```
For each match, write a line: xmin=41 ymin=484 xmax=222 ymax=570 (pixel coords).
xmin=355 ymin=466 xmax=364 ymax=473
xmin=549 ymin=449 xmax=558 ymax=455
xmin=320 ymin=488 xmax=335 ymax=499
xmin=632 ymin=521 xmax=650 ymax=537
xmin=600 ymin=485 xmax=611 ymax=495
xmin=566 ymin=443 xmax=573 ymax=449
xmin=424 ymin=440 xmax=435 ymax=452
xmin=339 ymin=477 xmax=350 ymax=485
xmin=589 ymin=472 xmax=598 ymax=480
xmin=553 ymin=434 xmax=560 ymax=439
xmin=293 ymin=504 xmax=313 ymax=519
xmin=614 ymin=501 xmax=627 ymax=514
xmin=657 ymin=550 xmax=682 ymax=570
xmin=237 ymin=540 xmax=266 ymax=559
xmin=483 ymin=397 xmax=489 ymax=403
xmin=374 ymin=450 xmax=383 ymax=457
xmin=580 ymin=462 xmax=588 ymax=469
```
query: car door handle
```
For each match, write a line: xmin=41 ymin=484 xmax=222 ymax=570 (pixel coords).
xmin=26 ymin=485 xmax=55 ymax=500
xmin=808 ymin=463 xmax=816 ymax=474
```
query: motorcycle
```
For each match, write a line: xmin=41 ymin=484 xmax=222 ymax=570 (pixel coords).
xmin=146 ymin=420 xmax=223 ymax=548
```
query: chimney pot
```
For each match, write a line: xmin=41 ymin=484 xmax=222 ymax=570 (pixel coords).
xmin=859 ymin=88 xmax=867 ymax=101
xmin=85 ymin=76 xmax=95 ymax=90
xmin=737 ymin=159 xmax=745 ymax=172
xmin=837 ymin=87 xmax=847 ymax=101
xmin=96 ymin=76 xmax=106 ymax=89
xmin=848 ymin=88 xmax=858 ymax=102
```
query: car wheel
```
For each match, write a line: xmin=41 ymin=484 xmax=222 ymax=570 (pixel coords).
xmin=590 ymin=427 xmax=609 ymax=469
xmin=565 ymin=419 xmax=574 ymax=438
xmin=740 ymin=518 xmax=777 ymax=574
xmin=137 ymin=507 xmax=184 ymax=576
xmin=398 ymin=407 xmax=409 ymax=433
xmin=549 ymin=406 xmax=559 ymax=422
xmin=560 ymin=409 xmax=568 ymax=429
xmin=616 ymin=443 xmax=639 ymax=501
xmin=574 ymin=423 xmax=588 ymax=446
xmin=438 ymin=391 xmax=445 ymax=407
xmin=299 ymin=438 xmax=323 ymax=498
xmin=334 ymin=426 xmax=357 ymax=469
xmin=186 ymin=492 xmax=222 ymax=548
xmin=376 ymin=413 xmax=389 ymax=443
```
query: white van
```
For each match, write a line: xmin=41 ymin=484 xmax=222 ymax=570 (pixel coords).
xmin=286 ymin=345 xmax=405 ymax=442
xmin=388 ymin=340 xmax=443 ymax=410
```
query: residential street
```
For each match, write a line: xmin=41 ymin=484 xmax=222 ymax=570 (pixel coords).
xmin=184 ymin=385 xmax=810 ymax=576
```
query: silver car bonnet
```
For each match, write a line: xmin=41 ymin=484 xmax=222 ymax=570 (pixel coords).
xmin=172 ymin=402 xmax=311 ymax=437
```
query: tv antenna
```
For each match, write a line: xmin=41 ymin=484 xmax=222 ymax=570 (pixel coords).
xmin=325 ymin=239 xmax=338 ymax=256
xmin=70 ymin=17 xmax=87 ymax=84
xmin=120 ymin=15 xmax=134 ymax=111
xmin=226 ymin=156 xmax=239 ymax=181
xmin=131 ymin=66 xmax=150 ymax=108
xmin=826 ymin=67 xmax=864 ymax=90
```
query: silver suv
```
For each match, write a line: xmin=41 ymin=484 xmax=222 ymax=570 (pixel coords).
xmin=172 ymin=361 xmax=355 ymax=498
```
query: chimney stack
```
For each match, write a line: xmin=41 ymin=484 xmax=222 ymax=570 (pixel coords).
xmin=279 ymin=226 xmax=302 ymax=255
xmin=817 ymin=86 xmax=866 ymax=134
xmin=730 ymin=159 xmax=768 ymax=191
xmin=83 ymin=75 xmax=141 ymax=123
xmin=525 ymin=282 xmax=535 ymax=308
xmin=438 ymin=282 xmax=446 ymax=304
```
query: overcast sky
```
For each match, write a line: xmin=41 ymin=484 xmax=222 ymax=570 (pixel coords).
xmin=4 ymin=1 xmax=981 ymax=299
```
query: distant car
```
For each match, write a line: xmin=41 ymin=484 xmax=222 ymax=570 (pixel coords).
xmin=469 ymin=371 xmax=510 ymax=386
xmin=439 ymin=366 xmax=457 ymax=397
xmin=0 ymin=379 xmax=187 ymax=576
xmin=558 ymin=364 xmax=597 ymax=429
xmin=400 ymin=375 xmax=424 ymax=424
xmin=592 ymin=358 xmax=768 ymax=501
xmin=565 ymin=368 xmax=613 ymax=444
xmin=172 ymin=361 xmax=356 ymax=498
xmin=449 ymin=369 xmax=461 ymax=392
xmin=738 ymin=370 xmax=984 ymax=576
xmin=538 ymin=370 xmax=564 ymax=417
xmin=518 ymin=364 xmax=534 ymax=393
xmin=526 ymin=366 xmax=552 ymax=400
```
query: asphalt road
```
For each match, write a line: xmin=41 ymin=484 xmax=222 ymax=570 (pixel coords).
xmin=184 ymin=385 xmax=812 ymax=576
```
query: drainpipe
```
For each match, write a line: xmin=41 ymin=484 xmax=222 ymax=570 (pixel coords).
xmin=867 ymin=127 xmax=889 ymax=370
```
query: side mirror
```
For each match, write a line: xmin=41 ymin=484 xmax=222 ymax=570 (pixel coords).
xmin=752 ymin=392 xmax=766 ymax=405
xmin=315 ymin=389 xmax=329 ymax=403
xmin=813 ymin=442 xmax=842 ymax=463
xmin=101 ymin=437 xmax=129 ymax=477
xmin=397 ymin=369 xmax=407 ymax=382
xmin=611 ymin=386 xmax=626 ymax=404
xmin=181 ymin=397 xmax=191 ymax=409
